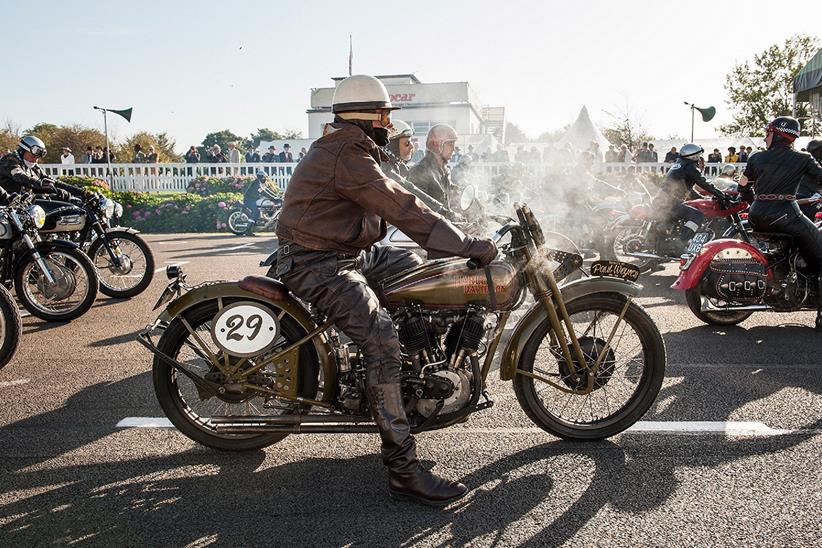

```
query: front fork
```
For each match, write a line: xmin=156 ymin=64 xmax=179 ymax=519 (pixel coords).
xmin=93 ymin=223 xmax=124 ymax=267
xmin=521 ymin=246 xmax=631 ymax=395
xmin=22 ymin=234 xmax=57 ymax=285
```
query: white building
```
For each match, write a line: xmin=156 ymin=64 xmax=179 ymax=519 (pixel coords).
xmin=306 ymin=74 xmax=505 ymax=151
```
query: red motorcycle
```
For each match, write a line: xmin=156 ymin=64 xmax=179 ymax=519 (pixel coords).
xmin=600 ymin=192 xmax=748 ymax=274
xmin=673 ymin=196 xmax=822 ymax=326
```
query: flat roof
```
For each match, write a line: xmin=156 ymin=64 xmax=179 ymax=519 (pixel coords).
xmin=331 ymin=74 xmax=422 ymax=84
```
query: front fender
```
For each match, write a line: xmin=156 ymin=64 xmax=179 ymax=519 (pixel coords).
xmin=105 ymin=226 xmax=140 ymax=235
xmin=13 ymin=239 xmax=80 ymax=269
xmin=670 ymin=239 xmax=767 ymax=291
xmin=499 ymin=276 xmax=642 ymax=381
xmin=159 ymin=281 xmax=336 ymax=402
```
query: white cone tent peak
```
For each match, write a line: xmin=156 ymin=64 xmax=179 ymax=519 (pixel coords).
xmin=556 ymin=106 xmax=612 ymax=152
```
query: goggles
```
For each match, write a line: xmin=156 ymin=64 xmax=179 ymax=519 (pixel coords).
xmin=28 ymin=144 xmax=47 ymax=158
xmin=337 ymin=110 xmax=392 ymax=126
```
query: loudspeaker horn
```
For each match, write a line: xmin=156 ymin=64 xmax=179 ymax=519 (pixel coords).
xmin=696 ymin=106 xmax=716 ymax=122
xmin=110 ymin=107 xmax=133 ymax=123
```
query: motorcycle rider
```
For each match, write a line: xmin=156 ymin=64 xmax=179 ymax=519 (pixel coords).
xmin=795 ymin=139 xmax=822 ymax=220
xmin=274 ymin=74 xmax=497 ymax=506
xmin=738 ymin=116 xmax=822 ymax=330
xmin=408 ymin=124 xmax=458 ymax=209
xmin=242 ymin=170 xmax=278 ymax=234
xmin=710 ymin=164 xmax=739 ymax=192
xmin=652 ymin=143 xmax=729 ymax=256
xmin=381 ymin=121 xmax=450 ymax=213
xmin=0 ymin=136 xmax=93 ymax=206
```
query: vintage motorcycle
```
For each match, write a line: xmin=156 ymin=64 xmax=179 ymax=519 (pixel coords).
xmin=139 ymin=203 xmax=666 ymax=452
xmin=37 ymin=193 xmax=154 ymax=298
xmin=600 ymin=191 xmax=748 ymax=274
xmin=0 ymin=284 xmax=22 ymax=370
xmin=673 ymin=196 xmax=822 ymax=326
xmin=1 ymin=193 xmax=99 ymax=322
xmin=226 ymin=177 xmax=282 ymax=236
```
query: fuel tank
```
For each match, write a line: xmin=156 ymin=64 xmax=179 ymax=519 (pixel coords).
xmin=35 ymin=200 xmax=87 ymax=233
xmin=382 ymin=258 xmax=524 ymax=311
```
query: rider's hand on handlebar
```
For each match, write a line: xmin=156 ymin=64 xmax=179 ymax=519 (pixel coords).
xmin=465 ymin=238 xmax=498 ymax=269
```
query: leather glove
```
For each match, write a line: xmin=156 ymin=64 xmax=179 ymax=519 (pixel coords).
xmin=466 ymin=238 xmax=498 ymax=267
xmin=425 ymin=218 xmax=498 ymax=266
xmin=57 ymin=188 xmax=72 ymax=201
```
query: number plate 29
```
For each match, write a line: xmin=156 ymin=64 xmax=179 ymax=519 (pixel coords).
xmin=210 ymin=301 xmax=280 ymax=357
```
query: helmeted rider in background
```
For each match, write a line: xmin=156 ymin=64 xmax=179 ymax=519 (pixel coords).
xmin=796 ymin=139 xmax=822 ymax=220
xmin=242 ymin=169 xmax=278 ymax=232
xmin=274 ymin=74 xmax=497 ymax=506
xmin=408 ymin=124 xmax=458 ymax=209
xmin=381 ymin=120 xmax=449 ymax=213
xmin=0 ymin=136 xmax=92 ymax=204
xmin=738 ymin=116 xmax=822 ymax=330
xmin=711 ymin=163 xmax=739 ymax=192
xmin=652 ymin=143 xmax=729 ymax=256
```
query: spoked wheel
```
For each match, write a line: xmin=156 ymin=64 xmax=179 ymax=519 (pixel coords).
xmin=601 ymin=224 xmax=660 ymax=274
xmin=88 ymin=231 xmax=155 ymax=298
xmin=152 ymin=299 xmax=321 ymax=451
xmin=685 ymin=285 xmax=753 ymax=326
xmin=14 ymin=247 xmax=99 ymax=322
xmin=513 ymin=293 xmax=666 ymax=440
xmin=0 ymin=285 xmax=21 ymax=370
xmin=227 ymin=210 xmax=252 ymax=235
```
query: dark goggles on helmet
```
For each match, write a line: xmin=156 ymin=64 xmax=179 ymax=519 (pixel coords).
xmin=27 ymin=144 xmax=47 ymax=158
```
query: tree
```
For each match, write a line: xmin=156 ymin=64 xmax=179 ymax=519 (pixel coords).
xmin=25 ymin=122 xmax=107 ymax=163
xmin=0 ymin=121 xmax=20 ymax=154
xmin=505 ymin=122 xmax=531 ymax=144
xmin=602 ymin=102 xmax=654 ymax=151
xmin=244 ymin=128 xmax=303 ymax=150
xmin=118 ymin=131 xmax=180 ymax=162
xmin=201 ymin=129 xmax=244 ymax=155
xmin=720 ymin=34 xmax=820 ymax=136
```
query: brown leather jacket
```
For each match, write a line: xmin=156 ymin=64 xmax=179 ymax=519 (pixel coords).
xmin=276 ymin=123 xmax=443 ymax=254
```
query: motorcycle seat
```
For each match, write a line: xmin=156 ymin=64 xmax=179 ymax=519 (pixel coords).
xmin=238 ymin=275 xmax=289 ymax=301
xmin=750 ymin=232 xmax=794 ymax=242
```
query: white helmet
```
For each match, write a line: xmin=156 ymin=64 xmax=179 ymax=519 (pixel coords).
xmin=720 ymin=163 xmax=737 ymax=177
xmin=388 ymin=120 xmax=413 ymax=141
xmin=679 ymin=143 xmax=704 ymax=161
xmin=332 ymin=75 xmax=397 ymax=120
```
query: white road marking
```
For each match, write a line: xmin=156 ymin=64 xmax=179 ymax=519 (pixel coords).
xmin=216 ymin=242 xmax=255 ymax=252
xmin=117 ymin=417 xmax=173 ymax=428
xmin=0 ymin=379 xmax=30 ymax=388
xmin=115 ymin=418 xmax=814 ymax=436
xmin=157 ymin=241 xmax=188 ymax=245
xmin=155 ymin=261 xmax=189 ymax=273
xmin=670 ymin=362 xmax=820 ymax=370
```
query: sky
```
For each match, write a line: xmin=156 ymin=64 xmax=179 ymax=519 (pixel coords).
xmin=1 ymin=0 xmax=820 ymax=152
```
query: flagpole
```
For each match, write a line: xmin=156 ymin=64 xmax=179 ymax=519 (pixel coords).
xmin=348 ymin=35 xmax=352 ymax=76
xmin=93 ymin=105 xmax=115 ymax=186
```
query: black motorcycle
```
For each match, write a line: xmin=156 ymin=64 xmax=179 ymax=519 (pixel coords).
xmin=2 ymin=193 xmax=99 ymax=322
xmin=0 ymin=283 xmax=21 ymax=370
xmin=36 ymin=193 xmax=154 ymax=298
xmin=226 ymin=176 xmax=282 ymax=236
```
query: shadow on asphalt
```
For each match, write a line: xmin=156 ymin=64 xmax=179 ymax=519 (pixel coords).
xmin=1 ymin=371 xmax=820 ymax=546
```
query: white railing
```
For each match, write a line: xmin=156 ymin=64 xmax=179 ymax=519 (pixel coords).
xmin=39 ymin=162 xmax=299 ymax=193
xmin=40 ymin=161 xmax=743 ymax=192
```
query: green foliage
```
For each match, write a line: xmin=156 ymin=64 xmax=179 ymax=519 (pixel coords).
xmin=187 ymin=176 xmax=250 ymax=196
xmin=113 ymin=191 xmax=242 ymax=233
xmin=0 ymin=122 xmax=19 ymax=154
xmin=25 ymin=122 xmax=108 ymax=163
xmin=57 ymin=175 xmax=111 ymax=193
xmin=201 ymin=130 xmax=244 ymax=155
xmin=243 ymin=128 xmax=303 ymax=149
xmin=505 ymin=122 xmax=531 ymax=144
xmin=721 ymin=34 xmax=821 ymax=136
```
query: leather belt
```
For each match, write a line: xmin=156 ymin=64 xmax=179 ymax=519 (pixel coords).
xmin=278 ymin=242 xmax=359 ymax=261
xmin=756 ymin=194 xmax=796 ymax=201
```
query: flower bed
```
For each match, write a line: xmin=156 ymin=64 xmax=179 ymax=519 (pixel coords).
xmin=57 ymin=175 xmax=244 ymax=233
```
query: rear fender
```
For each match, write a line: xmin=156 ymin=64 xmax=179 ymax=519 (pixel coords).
xmin=499 ymin=277 xmax=642 ymax=381
xmin=671 ymin=239 xmax=768 ymax=291
xmin=159 ymin=281 xmax=336 ymax=401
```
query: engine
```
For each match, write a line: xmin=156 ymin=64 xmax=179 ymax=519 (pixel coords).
xmin=396 ymin=309 xmax=487 ymax=417
xmin=333 ymin=308 xmax=490 ymax=419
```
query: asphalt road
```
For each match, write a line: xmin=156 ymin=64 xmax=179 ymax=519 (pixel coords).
xmin=0 ymin=233 xmax=820 ymax=547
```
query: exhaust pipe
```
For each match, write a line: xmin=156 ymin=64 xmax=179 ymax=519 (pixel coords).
xmin=210 ymin=414 xmax=380 ymax=434
xmin=701 ymin=301 xmax=772 ymax=312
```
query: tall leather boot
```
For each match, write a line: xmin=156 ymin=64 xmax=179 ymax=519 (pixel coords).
xmin=368 ymin=383 xmax=468 ymax=506
xmin=815 ymin=276 xmax=822 ymax=332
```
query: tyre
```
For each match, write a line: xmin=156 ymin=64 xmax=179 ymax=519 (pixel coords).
xmin=600 ymin=223 xmax=659 ymax=274
xmin=685 ymin=285 xmax=753 ymax=326
xmin=88 ymin=231 xmax=155 ymax=298
xmin=0 ymin=285 xmax=21 ymax=370
xmin=513 ymin=293 xmax=666 ymax=440
xmin=152 ymin=299 xmax=321 ymax=451
xmin=14 ymin=246 xmax=99 ymax=322
xmin=227 ymin=209 xmax=252 ymax=235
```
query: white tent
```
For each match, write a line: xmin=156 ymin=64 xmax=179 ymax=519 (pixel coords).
xmin=556 ymin=106 xmax=612 ymax=152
